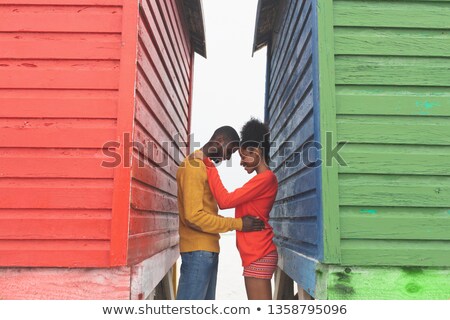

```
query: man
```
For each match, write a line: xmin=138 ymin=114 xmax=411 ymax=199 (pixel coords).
xmin=176 ymin=126 xmax=265 ymax=300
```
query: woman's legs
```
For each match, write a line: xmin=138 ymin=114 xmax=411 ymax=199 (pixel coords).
xmin=244 ymin=277 xmax=272 ymax=300
xmin=242 ymin=250 xmax=278 ymax=299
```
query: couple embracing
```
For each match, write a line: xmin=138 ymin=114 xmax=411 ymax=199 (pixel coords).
xmin=176 ymin=118 xmax=278 ymax=300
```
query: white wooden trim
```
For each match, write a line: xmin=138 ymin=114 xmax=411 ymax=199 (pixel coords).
xmin=130 ymin=245 xmax=179 ymax=300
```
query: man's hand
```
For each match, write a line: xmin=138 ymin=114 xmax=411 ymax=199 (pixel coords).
xmin=241 ymin=215 xmax=265 ymax=232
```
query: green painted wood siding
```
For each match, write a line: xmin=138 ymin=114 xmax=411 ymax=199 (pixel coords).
xmin=332 ymin=0 xmax=450 ymax=267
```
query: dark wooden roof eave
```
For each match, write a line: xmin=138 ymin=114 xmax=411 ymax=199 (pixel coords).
xmin=179 ymin=0 xmax=207 ymax=58
xmin=252 ymin=0 xmax=279 ymax=55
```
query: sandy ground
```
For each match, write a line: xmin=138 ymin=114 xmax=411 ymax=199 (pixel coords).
xmin=215 ymin=232 xmax=248 ymax=300
xmin=176 ymin=231 xmax=248 ymax=300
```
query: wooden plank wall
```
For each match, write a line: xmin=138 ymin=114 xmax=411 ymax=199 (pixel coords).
xmin=333 ymin=0 xmax=450 ymax=267
xmin=0 ymin=267 xmax=131 ymax=299
xmin=128 ymin=0 xmax=192 ymax=265
xmin=267 ymin=0 xmax=322 ymax=260
xmin=0 ymin=0 xmax=123 ymax=267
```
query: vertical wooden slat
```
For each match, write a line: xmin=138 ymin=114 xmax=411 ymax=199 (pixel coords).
xmin=187 ymin=50 xmax=194 ymax=153
xmin=316 ymin=0 xmax=341 ymax=263
xmin=110 ymin=0 xmax=139 ymax=266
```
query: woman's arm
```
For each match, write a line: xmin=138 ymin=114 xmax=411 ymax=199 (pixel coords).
xmin=181 ymin=158 xmax=243 ymax=233
xmin=204 ymin=157 xmax=275 ymax=209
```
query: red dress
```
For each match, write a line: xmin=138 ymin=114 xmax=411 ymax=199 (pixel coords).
xmin=204 ymin=157 xmax=278 ymax=267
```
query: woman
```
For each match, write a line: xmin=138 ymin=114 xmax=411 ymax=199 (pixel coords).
xmin=203 ymin=118 xmax=278 ymax=300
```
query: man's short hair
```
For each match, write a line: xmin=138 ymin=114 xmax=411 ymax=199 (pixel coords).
xmin=211 ymin=126 xmax=240 ymax=143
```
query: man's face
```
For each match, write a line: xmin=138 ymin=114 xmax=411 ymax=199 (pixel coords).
xmin=222 ymin=141 xmax=239 ymax=161
xmin=208 ymin=139 xmax=239 ymax=163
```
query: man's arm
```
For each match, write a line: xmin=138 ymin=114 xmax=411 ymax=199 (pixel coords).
xmin=181 ymin=158 xmax=243 ymax=233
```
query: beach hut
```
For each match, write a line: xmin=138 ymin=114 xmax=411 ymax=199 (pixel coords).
xmin=0 ymin=0 xmax=205 ymax=299
xmin=253 ymin=0 xmax=450 ymax=299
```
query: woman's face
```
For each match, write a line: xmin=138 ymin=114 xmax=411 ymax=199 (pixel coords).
xmin=239 ymin=147 xmax=261 ymax=174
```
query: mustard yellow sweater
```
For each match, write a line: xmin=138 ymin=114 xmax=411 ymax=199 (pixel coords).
xmin=177 ymin=150 xmax=243 ymax=253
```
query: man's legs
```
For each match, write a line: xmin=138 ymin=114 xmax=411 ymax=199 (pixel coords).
xmin=205 ymin=252 xmax=219 ymax=300
xmin=176 ymin=251 xmax=219 ymax=300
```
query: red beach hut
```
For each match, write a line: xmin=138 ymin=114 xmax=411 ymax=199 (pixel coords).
xmin=0 ymin=0 xmax=205 ymax=299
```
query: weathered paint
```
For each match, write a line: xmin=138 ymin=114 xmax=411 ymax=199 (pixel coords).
xmin=0 ymin=0 xmax=202 ymax=298
xmin=267 ymin=0 xmax=323 ymax=263
xmin=326 ymin=266 xmax=450 ymax=300
xmin=110 ymin=0 xmax=139 ymax=267
xmin=359 ymin=209 xmax=377 ymax=214
xmin=0 ymin=0 xmax=123 ymax=268
xmin=316 ymin=0 xmax=341 ymax=264
xmin=255 ymin=0 xmax=450 ymax=299
xmin=277 ymin=246 xmax=326 ymax=298
xmin=130 ymin=246 xmax=179 ymax=300
xmin=0 ymin=247 xmax=179 ymax=300
xmin=127 ymin=0 xmax=191 ymax=266
xmin=0 ymin=0 xmax=197 ymax=268
xmin=333 ymin=0 xmax=450 ymax=268
xmin=0 ymin=267 xmax=131 ymax=300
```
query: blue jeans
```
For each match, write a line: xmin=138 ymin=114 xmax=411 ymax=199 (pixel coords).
xmin=176 ymin=251 xmax=219 ymax=300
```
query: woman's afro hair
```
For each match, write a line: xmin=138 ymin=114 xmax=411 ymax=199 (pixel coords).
xmin=240 ymin=118 xmax=271 ymax=164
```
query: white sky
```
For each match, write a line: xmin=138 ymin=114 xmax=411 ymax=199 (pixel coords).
xmin=190 ymin=0 xmax=267 ymax=216
xmin=185 ymin=0 xmax=269 ymax=299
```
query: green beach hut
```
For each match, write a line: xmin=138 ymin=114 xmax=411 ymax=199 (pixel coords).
xmin=253 ymin=0 xmax=450 ymax=299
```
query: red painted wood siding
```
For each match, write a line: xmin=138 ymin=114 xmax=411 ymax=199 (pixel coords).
xmin=128 ymin=0 xmax=193 ymax=265
xmin=0 ymin=0 xmax=195 ymax=268
xmin=0 ymin=0 xmax=122 ymax=267
xmin=0 ymin=267 xmax=131 ymax=299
